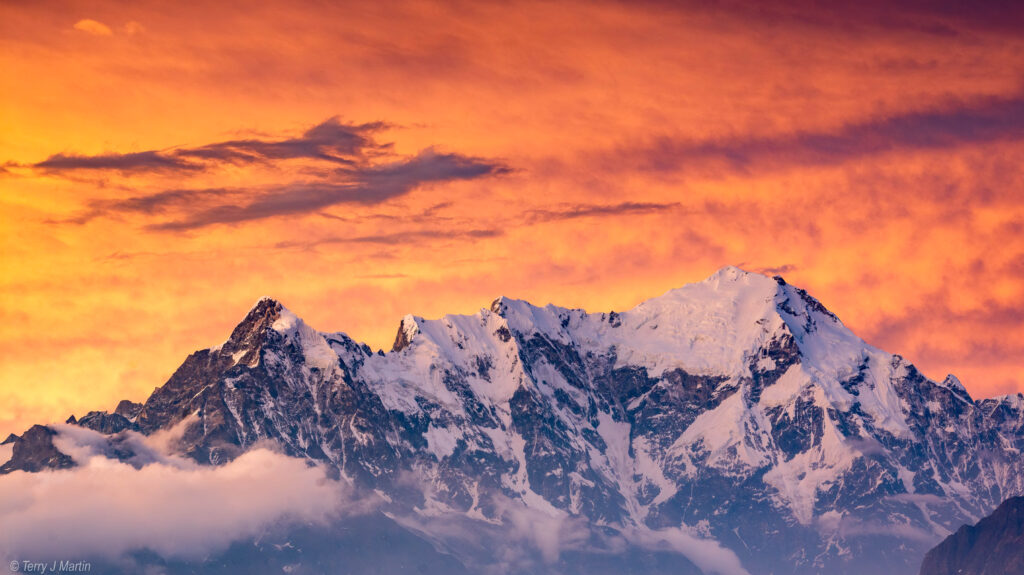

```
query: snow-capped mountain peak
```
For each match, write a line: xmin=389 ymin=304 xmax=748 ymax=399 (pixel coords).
xmin=11 ymin=267 xmax=1024 ymax=575
xmin=392 ymin=314 xmax=421 ymax=352
xmin=269 ymin=305 xmax=340 ymax=372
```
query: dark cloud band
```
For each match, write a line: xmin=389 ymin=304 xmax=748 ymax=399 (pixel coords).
xmin=526 ymin=201 xmax=679 ymax=223
xmin=618 ymin=93 xmax=1024 ymax=174
xmin=42 ymin=119 xmax=508 ymax=230
xmin=33 ymin=118 xmax=388 ymax=174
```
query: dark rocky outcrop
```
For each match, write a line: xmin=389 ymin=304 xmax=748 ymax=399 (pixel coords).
xmin=114 ymin=399 xmax=144 ymax=419
xmin=0 ymin=425 xmax=74 ymax=474
xmin=919 ymin=496 xmax=1024 ymax=575
xmin=76 ymin=411 xmax=138 ymax=434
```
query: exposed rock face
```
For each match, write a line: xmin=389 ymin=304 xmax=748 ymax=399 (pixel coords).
xmin=113 ymin=399 xmax=143 ymax=419
xmin=76 ymin=411 xmax=137 ymax=434
xmin=0 ymin=425 xmax=74 ymax=473
xmin=5 ymin=266 xmax=1024 ymax=574
xmin=919 ymin=496 xmax=1024 ymax=575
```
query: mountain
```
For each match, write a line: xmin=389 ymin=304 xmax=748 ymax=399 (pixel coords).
xmin=919 ymin=496 xmax=1024 ymax=575
xmin=4 ymin=266 xmax=1024 ymax=575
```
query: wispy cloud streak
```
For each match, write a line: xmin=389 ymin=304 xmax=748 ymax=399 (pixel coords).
xmin=526 ymin=201 xmax=680 ymax=222
xmin=620 ymin=93 xmax=1024 ymax=174
xmin=275 ymin=228 xmax=503 ymax=249
xmin=32 ymin=117 xmax=388 ymax=175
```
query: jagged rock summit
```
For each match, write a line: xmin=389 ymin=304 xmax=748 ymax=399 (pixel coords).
xmin=4 ymin=266 xmax=1024 ymax=575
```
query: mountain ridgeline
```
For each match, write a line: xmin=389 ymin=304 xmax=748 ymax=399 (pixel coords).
xmin=919 ymin=496 xmax=1024 ymax=575
xmin=4 ymin=267 xmax=1024 ymax=575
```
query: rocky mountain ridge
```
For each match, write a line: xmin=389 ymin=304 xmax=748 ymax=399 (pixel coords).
xmin=4 ymin=266 xmax=1023 ymax=575
xmin=919 ymin=496 xmax=1024 ymax=575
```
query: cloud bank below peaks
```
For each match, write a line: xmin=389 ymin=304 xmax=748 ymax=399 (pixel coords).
xmin=0 ymin=425 xmax=352 ymax=562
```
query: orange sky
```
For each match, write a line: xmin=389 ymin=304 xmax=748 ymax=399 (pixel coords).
xmin=1 ymin=0 xmax=1023 ymax=437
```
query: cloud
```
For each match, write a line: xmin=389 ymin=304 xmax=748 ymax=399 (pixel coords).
xmin=624 ymin=525 xmax=751 ymax=575
xmin=0 ymin=425 xmax=352 ymax=562
xmin=33 ymin=118 xmax=388 ymax=175
xmin=867 ymin=296 xmax=1024 ymax=346
xmin=275 ymin=228 xmax=503 ymax=249
xmin=392 ymin=493 xmax=750 ymax=575
xmin=743 ymin=263 xmax=797 ymax=276
xmin=177 ymin=118 xmax=389 ymax=167
xmin=633 ymin=0 xmax=1024 ymax=36
xmin=884 ymin=493 xmax=948 ymax=505
xmin=526 ymin=201 xmax=680 ymax=223
xmin=319 ymin=201 xmax=455 ymax=224
xmin=0 ymin=427 xmax=749 ymax=574
xmin=44 ymin=119 xmax=508 ymax=230
xmin=36 ymin=151 xmax=201 ymax=174
xmin=834 ymin=516 xmax=938 ymax=543
xmin=59 ymin=188 xmax=238 ymax=224
xmin=72 ymin=19 xmax=113 ymax=36
xmin=293 ymin=201 xmax=680 ymax=251
xmin=614 ymin=93 xmax=1024 ymax=175
xmin=843 ymin=437 xmax=888 ymax=457
xmin=145 ymin=150 xmax=505 ymax=231
xmin=858 ymin=286 xmax=1024 ymax=392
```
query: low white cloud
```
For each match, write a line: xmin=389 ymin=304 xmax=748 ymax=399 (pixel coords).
xmin=0 ymin=426 xmax=350 ymax=562
xmin=624 ymin=525 xmax=751 ymax=575
xmin=500 ymin=501 xmax=591 ymax=564
xmin=393 ymin=488 xmax=750 ymax=575
xmin=884 ymin=493 xmax=948 ymax=505
xmin=72 ymin=19 xmax=113 ymax=36
xmin=52 ymin=419 xmax=196 ymax=469
xmin=1 ymin=426 xmax=751 ymax=574
xmin=836 ymin=517 xmax=938 ymax=542
xmin=816 ymin=509 xmax=940 ymax=544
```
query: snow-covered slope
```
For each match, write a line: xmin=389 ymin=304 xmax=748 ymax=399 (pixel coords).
xmin=6 ymin=266 xmax=1024 ymax=575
